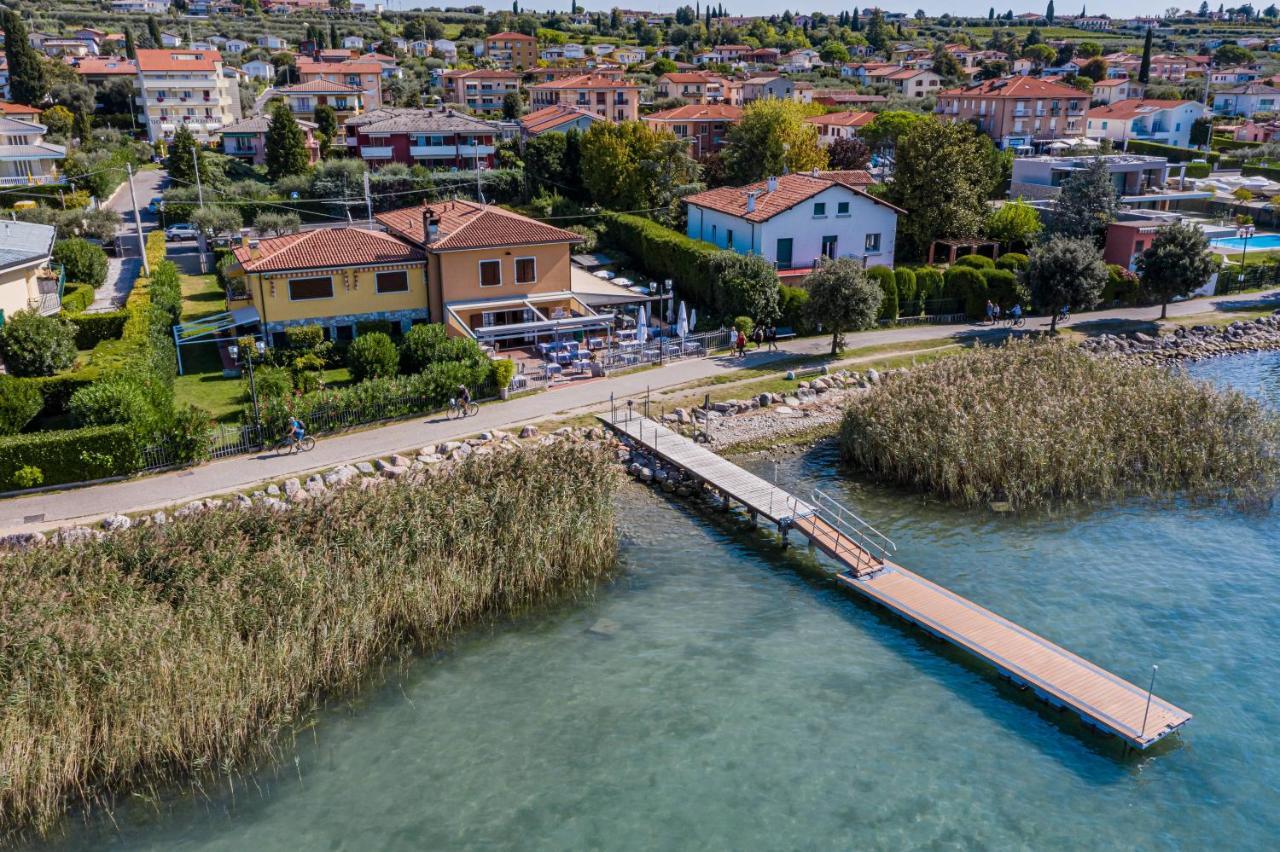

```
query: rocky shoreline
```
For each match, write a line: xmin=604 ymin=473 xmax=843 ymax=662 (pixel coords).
xmin=1079 ymin=312 xmax=1280 ymax=365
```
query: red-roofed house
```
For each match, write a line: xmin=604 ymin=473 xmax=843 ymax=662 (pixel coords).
xmin=936 ymin=76 xmax=1088 ymax=148
xmin=654 ymin=72 xmax=734 ymax=105
xmin=297 ymin=58 xmax=386 ymax=109
xmin=134 ymin=49 xmax=239 ymax=143
xmin=1085 ymin=99 xmax=1209 ymax=148
xmin=342 ymin=107 xmax=498 ymax=169
xmin=684 ymin=172 xmax=901 ymax=277
xmin=644 ymin=103 xmax=742 ymax=157
xmin=519 ymin=104 xmax=605 ymax=137
xmin=528 ymin=74 xmax=641 ymax=122
xmin=278 ymin=79 xmax=365 ymax=122
xmin=806 ymin=111 xmax=876 ymax=145
xmin=71 ymin=56 xmax=137 ymax=86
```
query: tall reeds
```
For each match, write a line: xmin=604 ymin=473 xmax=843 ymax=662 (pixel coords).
xmin=0 ymin=443 xmax=619 ymax=842
xmin=839 ymin=339 xmax=1280 ymax=510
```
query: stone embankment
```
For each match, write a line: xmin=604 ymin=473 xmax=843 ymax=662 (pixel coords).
xmin=0 ymin=425 xmax=622 ymax=551
xmin=1079 ymin=313 xmax=1280 ymax=364
xmin=660 ymin=368 xmax=896 ymax=452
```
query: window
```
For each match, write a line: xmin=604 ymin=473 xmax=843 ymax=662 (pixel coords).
xmin=725 ymin=229 xmax=734 ymax=248
xmin=515 ymin=257 xmax=536 ymax=284
xmin=821 ymin=235 xmax=838 ymax=259
xmin=864 ymin=233 xmax=882 ymax=253
xmin=479 ymin=259 xmax=502 ymax=286
xmin=836 ymin=201 xmax=850 ymax=217
xmin=289 ymin=276 xmax=333 ymax=300
xmin=711 ymin=224 xmax=717 ymax=242
xmin=813 ymin=202 xmax=827 ymax=218
xmin=376 ymin=270 xmax=409 ymax=294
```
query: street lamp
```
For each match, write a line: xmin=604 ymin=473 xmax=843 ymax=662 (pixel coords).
xmin=228 ymin=339 xmax=267 ymax=436
xmin=1237 ymin=223 xmax=1256 ymax=283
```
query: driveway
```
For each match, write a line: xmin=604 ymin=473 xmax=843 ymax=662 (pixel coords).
xmin=84 ymin=256 xmax=142 ymax=313
xmin=81 ymin=168 xmax=167 ymax=311
xmin=1 ymin=285 xmax=1276 ymax=535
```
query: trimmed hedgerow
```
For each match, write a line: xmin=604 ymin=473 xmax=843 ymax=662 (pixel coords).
xmin=599 ymin=212 xmax=721 ymax=309
xmin=0 ymin=424 xmax=141 ymax=489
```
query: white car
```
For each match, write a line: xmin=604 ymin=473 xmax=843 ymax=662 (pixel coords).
xmin=164 ymin=223 xmax=199 ymax=241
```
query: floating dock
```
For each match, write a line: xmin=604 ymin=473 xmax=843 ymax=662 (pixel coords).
xmin=601 ymin=411 xmax=1191 ymax=750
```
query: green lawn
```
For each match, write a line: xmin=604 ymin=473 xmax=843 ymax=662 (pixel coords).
xmin=180 ymin=273 xmax=225 ymax=322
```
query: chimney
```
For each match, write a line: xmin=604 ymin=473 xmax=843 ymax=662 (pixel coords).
xmin=766 ymin=176 xmax=778 ymax=193
xmin=745 ymin=190 xmax=758 ymax=213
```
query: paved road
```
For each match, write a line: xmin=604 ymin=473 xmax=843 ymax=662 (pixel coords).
xmin=1 ymin=287 xmax=1276 ymax=534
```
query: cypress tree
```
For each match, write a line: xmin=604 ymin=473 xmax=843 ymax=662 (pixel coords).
xmin=124 ymin=27 xmax=137 ymax=60
xmin=1138 ymin=27 xmax=1153 ymax=84
xmin=3 ymin=11 xmax=46 ymax=107
xmin=853 ymin=8 xmax=861 ymax=30
xmin=1046 ymin=1 xmax=1055 ymax=23
xmin=265 ymin=103 xmax=310 ymax=178
xmin=166 ymin=125 xmax=201 ymax=187
xmin=147 ymin=15 xmax=163 ymax=48
xmin=72 ymin=109 xmax=92 ymax=145
xmin=330 ymin=22 xmax=339 ymax=50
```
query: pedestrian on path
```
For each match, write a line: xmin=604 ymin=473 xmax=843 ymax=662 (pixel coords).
xmin=735 ymin=329 xmax=747 ymax=357
xmin=985 ymin=300 xmax=995 ymax=325
xmin=752 ymin=325 xmax=764 ymax=350
xmin=767 ymin=324 xmax=779 ymax=352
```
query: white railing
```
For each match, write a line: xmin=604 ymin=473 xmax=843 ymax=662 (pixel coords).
xmin=0 ymin=174 xmax=64 ymax=186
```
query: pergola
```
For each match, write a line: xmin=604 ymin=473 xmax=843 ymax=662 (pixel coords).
xmin=170 ymin=306 xmax=263 ymax=376
xmin=927 ymin=239 xmax=1001 ymax=266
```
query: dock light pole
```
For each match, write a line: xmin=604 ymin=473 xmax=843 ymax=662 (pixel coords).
xmin=1237 ymin=225 xmax=1256 ymax=283
xmin=1139 ymin=664 xmax=1159 ymax=740
xmin=229 ymin=339 xmax=267 ymax=437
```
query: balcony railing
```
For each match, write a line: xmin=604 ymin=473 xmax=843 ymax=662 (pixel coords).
xmin=409 ymin=144 xmax=495 ymax=157
xmin=360 ymin=146 xmax=394 ymax=158
xmin=0 ymin=174 xmax=66 ymax=186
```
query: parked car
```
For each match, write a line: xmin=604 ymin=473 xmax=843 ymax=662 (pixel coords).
xmin=164 ymin=223 xmax=198 ymax=241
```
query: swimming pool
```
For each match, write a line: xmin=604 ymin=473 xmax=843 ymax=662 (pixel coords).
xmin=1211 ymin=233 xmax=1280 ymax=251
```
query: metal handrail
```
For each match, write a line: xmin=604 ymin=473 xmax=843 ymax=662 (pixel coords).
xmin=811 ymin=488 xmax=897 ymax=565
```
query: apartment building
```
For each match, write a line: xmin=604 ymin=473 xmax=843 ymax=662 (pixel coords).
xmin=935 ymin=76 xmax=1087 ymax=149
xmin=277 ymin=79 xmax=364 ymax=122
xmin=1085 ymin=99 xmax=1209 ymax=148
xmin=297 ymin=58 xmax=385 ymax=110
xmin=483 ymin=32 xmax=538 ymax=70
xmin=655 ymin=72 xmax=734 ymax=104
xmin=528 ymin=74 xmax=641 ymax=122
xmin=441 ymin=70 xmax=522 ymax=114
xmin=343 ymin=107 xmax=498 ymax=170
xmin=0 ymin=115 xmax=66 ymax=186
xmin=134 ymin=48 xmax=238 ymax=144
xmin=644 ymin=104 xmax=742 ymax=158
xmin=806 ymin=111 xmax=875 ymax=145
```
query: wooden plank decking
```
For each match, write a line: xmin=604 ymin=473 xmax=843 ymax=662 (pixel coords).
xmin=601 ymin=412 xmax=1192 ymax=750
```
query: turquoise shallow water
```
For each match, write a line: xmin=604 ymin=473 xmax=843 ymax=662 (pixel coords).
xmin=50 ymin=353 xmax=1280 ymax=850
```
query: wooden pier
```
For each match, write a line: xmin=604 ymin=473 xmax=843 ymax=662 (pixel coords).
xmin=601 ymin=411 xmax=1192 ymax=750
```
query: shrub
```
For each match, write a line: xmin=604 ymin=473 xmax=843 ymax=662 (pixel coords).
xmin=944 ymin=265 xmax=989 ymax=319
xmin=147 ymin=262 xmax=183 ymax=328
xmin=894 ymin=268 xmax=918 ymax=316
xmin=60 ymin=283 xmax=94 ymax=314
xmin=68 ymin=377 xmax=161 ymax=431
xmin=285 ymin=324 xmax=326 ymax=352
xmin=167 ymin=405 xmax=213 ymax=466
xmin=492 ymin=358 xmax=516 ymax=390
xmin=778 ymin=285 xmax=813 ymax=334
xmin=348 ymin=332 xmax=399 ymax=382
xmin=915 ymin=266 xmax=945 ymax=308
xmin=398 ymin=323 xmax=449 ymax=373
xmin=65 ymin=311 xmax=128 ymax=349
xmin=1125 ymin=139 xmax=1219 ymax=164
xmin=52 ymin=238 xmax=108 ymax=288
xmin=251 ymin=365 xmax=293 ymax=400
xmin=0 ymin=424 xmax=141 ymax=489
xmin=0 ymin=310 xmax=77 ymax=377
xmin=953 ymin=254 xmax=995 ymax=270
xmin=290 ymin=353 xmax=325 ymax=394
xmin=996 ymin=253 xmax=1030 ymax=272
xmin=1103 ymin=264 xmax=1141 ymax=305
xmin=867 ymin=266 xmax=897 ymax=321
xmin=11 ymin=465 xmax=42 ymax=489
xmin=1184 ymin=161 xmax=1211 ymax=179
xmin=981 ymin=268 xmax=1027 ymax=307
xmin=355 ymin=319 xmax=396 ymax=338
xmin=0 ymin=376 xmax=42 ymax=435
xmin=733 ymin=316 xmax=754 ymax=336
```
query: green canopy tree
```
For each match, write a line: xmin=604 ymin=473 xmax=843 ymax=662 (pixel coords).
xmin=1137 ymin=221 xmax=1216 ymax=319
xmin=147 ymin=15 xmax=164 ymax=48
xmin=805 ymin=257 xmax=882 ymax=354
xmin=3 ymin=11 xmax=46 ymax=106
xmin=860 ymin=110 xmax=927 ymax=151
xmin=265 ymin=103 xmax=311 ymax=178
xmin=707 ymin=252 xmax=780 ymax=323
xmin=579 ymin=120 xmax=699 ymax=216
xmin=888 ymin=118 xmax=997 ymax=261
xmin=720 ymin=99 xmax=826 ymax=184
xmin=1027 ymin=236 xmax=1107 ymax=331
xmin=313 ymin=104 xmax=337 ymax=157
xmin=1047 ymin=157 xmax=1118 ymax=241
xmin=165 ymin=125 xmax=207 ymax=188
xmin=986 ymin=198 xmax=1043 ymax=251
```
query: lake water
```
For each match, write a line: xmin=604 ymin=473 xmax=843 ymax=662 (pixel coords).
xmin=50 ymin=354 xmax=1280 ymax=850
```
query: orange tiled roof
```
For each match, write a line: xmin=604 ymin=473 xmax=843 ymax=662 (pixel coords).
xmin=72 ymin=57 xmax=137 ymax=75
xmin=487 ymin=31 xmax=537 ymax=41
xmin=806 ymin=111 xmax=876 ymax=127
xmin=298 ymin=58 xmax=383 ymax=74
xmin=684 ymin=172 xmax=895 ymax=223
xmin=659 ymin=71 xmax=724 ymax=84
xmin=135 ymin=49 xmax=222 ymax=72
xmin=234 ymin=228 xmax=423 ymax=273
xmin=376 ymin=200 xmax=583 ymax=252
xmin=0 ymin=101 xmax=41 ymax=116
xmin=940 ymin=75 xmax=1086 ymax=99
xmin=278 ymin=78 xmax=365 ymax=94
xmin=529 ymin=74 xmax=640 ymax=90
xmin=645 ymin=103 xmax=743 ymax=121
xmin=519 ymin=104 xmax=602 ymax=134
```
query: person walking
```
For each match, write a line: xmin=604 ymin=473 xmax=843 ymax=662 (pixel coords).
xmin=766 ymin=324 xmax=779 ymax=352
xmin=992 ymin=303 xmax=1001 ymax=324
xmin=735 ymin=329 xmax=747 ymax=357
xmin=984 ymin=300 xmax=995 ymax=326
xmin=751 ymin=325 xmax=764 ymax=350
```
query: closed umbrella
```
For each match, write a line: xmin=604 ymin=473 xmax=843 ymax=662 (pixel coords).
xmin=677 ymin=302 xmax=689 ymax=338
xmin=688 ymin=308 xmax=697 ymax=334
xmin=636 ymin=305 xmax=648 ymax=345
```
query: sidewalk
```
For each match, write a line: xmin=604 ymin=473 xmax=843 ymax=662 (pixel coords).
xmin=2 ymin=288 xmax=1276 ymax=534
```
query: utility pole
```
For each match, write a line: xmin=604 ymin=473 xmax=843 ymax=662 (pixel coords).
xmin=192 ymin=145 xmax=204 ymax=208
xmin=125 ymin=164 xmax=150 ymax=275
xmin=363 ymin=169 xmax=373 ymax=224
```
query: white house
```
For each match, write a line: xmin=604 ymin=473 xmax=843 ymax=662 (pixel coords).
xmin=431 ymin=39 xmax=457 ymax=62
xmin=1086 ymin=99 xmax=1209 ymax=148
xmin=612 ymin=47 xmax=645 ymax=65
xmin=342 ymin=36 xmax=365 ymax=50
xmin=1090 ymin=78 xmax=1145 ymax=105
xmin=257 ymin=35 xmax=287 ymax=51
xmin=241 ymin=59 xmax=275 ymax=80
xmin=683 ymin=171 xmax=901 ymax=276
xmin=160 ymin=32 xmax=183 ymax=48
xmin=592 ymin=44 xmax=615 ymax=57
xmin=1213 ymin=83 xmax=1280 ymax=117
xmin=224 ymin=39 xmax=250 ymax=54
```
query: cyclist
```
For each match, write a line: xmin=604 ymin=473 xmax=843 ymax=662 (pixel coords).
xmin=1010 ymin=303 xmax=1023 ymax=326
xmin=1057 ymin=304 xmax=1071 ymax=324
xmin=284 ymin=416 xmax=305 ymax=447
xmin=457 ymin=384 xmax=472 ymax=408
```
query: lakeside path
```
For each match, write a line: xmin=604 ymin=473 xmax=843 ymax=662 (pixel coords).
xmin=2 ymin=288 xmax=1277 ymax=535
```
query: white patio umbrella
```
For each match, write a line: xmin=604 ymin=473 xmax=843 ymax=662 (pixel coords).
xmin=677 ymin=302 xmax=689 ymax=338
xmin=636 ymin=305 xmax=648 ymax=345
xmin=688 ymin=308 xmax=697 ymax=333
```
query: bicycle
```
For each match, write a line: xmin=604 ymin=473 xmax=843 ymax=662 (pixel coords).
xmin=448 ymin=398 xmax=479 ymax=419
xmin=274 ymin=434 xmax=315 ymax=456
xmin=1007 ymin=314 xmax=1025 ymax=328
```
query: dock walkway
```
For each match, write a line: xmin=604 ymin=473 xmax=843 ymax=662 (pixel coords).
xmin=601 ymin=412 xmax=1192 ymax=750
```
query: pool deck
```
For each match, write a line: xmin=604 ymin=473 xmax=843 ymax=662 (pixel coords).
xmin=601 ymin=411 xmax=1193 ymax=750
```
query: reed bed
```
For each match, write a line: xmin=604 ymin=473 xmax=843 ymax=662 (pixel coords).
xmin=838 ymin=339 xmax=1280 ymax=511
xmin=0 ymin=443 xmax=619 ymax=842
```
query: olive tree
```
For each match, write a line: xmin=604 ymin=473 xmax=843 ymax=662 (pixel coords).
xmin=1137 ymin=221 xmax=1217 ymax=319
xmin=1026 ymin=236 xmax=1107 ymax=332
xmin=805 ymin=258 xmax=883 ymax=355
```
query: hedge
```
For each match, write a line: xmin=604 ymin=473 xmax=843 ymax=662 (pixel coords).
xmin=66 ymin=311 xmax=128 ymax=350
xmin=945 ymin=266 xmax=988 ymax=319
xmin=60 ymin=283 xmax=94 ymax=314
xmin=1124 ymin=140 xmax=1219 ymax=165
xmin=599 ymin=212 xmax=721 ymax=309
xmin=1242 ymin=162 xmax=1280 ymax=181
xmin=1210 ymin=135 xmax=1261 ymax=153
xmin=1184 ymin=161 xmax=1212 ymax=179
xmin=0 ymin=424 xmax=141 ymax=490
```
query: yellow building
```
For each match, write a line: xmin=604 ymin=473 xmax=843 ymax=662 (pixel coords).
xmin=376 ymin=200 xmax=612 ymax=348
xmin=0 ymin=221 xmax=58 ymax=326
xmin=483 ymin=32 xmax=538 ymax=70
xmin=229 ymin=227 xmax=428 ymax=345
